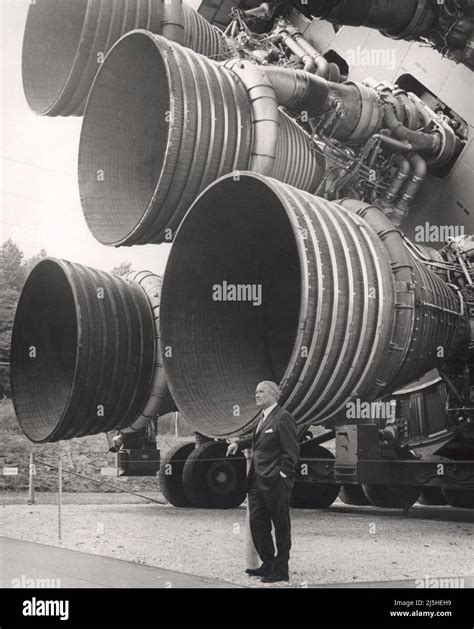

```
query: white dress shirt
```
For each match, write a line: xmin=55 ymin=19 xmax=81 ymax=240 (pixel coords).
xmin=262 ymin=402 xmax=278 ymax=421
xmin=257 ymin=402 xmax=277 ymax=432
xmin=257 ymin=403 xmax=287 ymax=477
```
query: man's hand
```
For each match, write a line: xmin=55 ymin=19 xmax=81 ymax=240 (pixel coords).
xmin=109 ymin=432 xmax=124 ymax=453
xmin=226 ymin=442 xmax=239 ymax=457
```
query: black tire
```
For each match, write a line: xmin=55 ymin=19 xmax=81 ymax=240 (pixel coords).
xmin=158 ymin=442 xmax=195 ymax=507
xmin=182 ymin=441 xmax=246 ymax=508
xmin=339 ymin=484 xmax=370 ymax=506
xmin=290 ymin=442 xmax=339 ymax=509
xmin=441 ymin=485 xmax=474 ymax=508
xmin=363 ymin=484 xmax=420 ymax=509
xmin=418 ymin=487 xmax=447 ymax=506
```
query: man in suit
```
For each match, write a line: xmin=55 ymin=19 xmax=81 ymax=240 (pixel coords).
xmin=226 ymin=381 xmax=299 ymax=583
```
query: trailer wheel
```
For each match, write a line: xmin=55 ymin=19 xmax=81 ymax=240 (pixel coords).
xmin=339 ymin=484 xmax=370 ymax=506
xmin=441 ymin=486 xmax=474 ymax=508
xmin=182 ymin=441 xmax=246 ymax=508
xmin=362 ymin=484 xmax=420 ymax=509
xmin=418 ymin=487 xmax=447 ymax=506
xmin=290 ymin=443 xmax=339 ymax=509
xmin=158 ymin=442 xmax=195 ymax=507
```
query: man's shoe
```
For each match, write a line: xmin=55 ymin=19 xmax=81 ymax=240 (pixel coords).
xmin=261 ymin=573 xmax=289 ymax=583
xmin=245 ymin=564 xmax=272 ymax=577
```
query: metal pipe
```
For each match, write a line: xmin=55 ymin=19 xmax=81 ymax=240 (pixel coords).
xmin=28 ymin=452 xmax=35 ymax=505
xmin=377 ymin=153 xmax=411 ymax=215
xmin=121 ymin=270 xmax=176 ymax=433
xmin=58 ymin=452 xmax=62 ymax=542
xmin=390 ymin=154 xmax=428 ymax=226
xmin=383 ymin=104 xmax=440 ymax=157
xmin=264 ymin=66 xmax=330 ymax=114
xmin=223 ymin=59 xmax=280 ymax=176
xmin=292 ymin=32 xmax=330 ymax=78
xmin=273 ymin=20 xmax=330 ymax=77
xmin=79 ymin=33 xmax=324 ymax=246
xmin=366 ymin=80 xmax=459 ymax=166
xmin=278 ymin=30 xmax=317 ymax=73
xmin=393 ymin=90 xmax=422 ymax=131
xmin=159 ymin=172 xmax=468 ymax=438
xmin=162 ymin=0 xmax=185 ymax=45
xmin=264 ymin=66 xmax=383 ymax=141
xmin=10 ymin=258 xmax=175 ymax=443
xmin=243 ymin=3 xmax=272 ymax=18
xmin=21 ymin=0 xmax=229 ymax=116
xmin=245 ymin=449 xmax=259 ymax=569
xmin=378 ymin=135 xmax=415 ymax=153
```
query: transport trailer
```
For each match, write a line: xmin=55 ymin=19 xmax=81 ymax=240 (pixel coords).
xmin=10 ymin=0 xmax=474 ymax=512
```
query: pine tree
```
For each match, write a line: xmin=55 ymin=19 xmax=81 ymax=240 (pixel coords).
xmin=0 ymin=238 xmax=26 ymax=290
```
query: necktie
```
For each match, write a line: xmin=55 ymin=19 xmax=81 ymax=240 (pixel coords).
xmin=257 ymin=411 xmax=265 ymax=433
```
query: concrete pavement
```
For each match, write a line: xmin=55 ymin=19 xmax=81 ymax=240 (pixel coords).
xmin=0 ymin=537 xmax=241 ymax=588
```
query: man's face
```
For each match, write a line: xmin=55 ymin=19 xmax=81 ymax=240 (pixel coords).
xmin=255 ymin=384 xmax=277 ymax=409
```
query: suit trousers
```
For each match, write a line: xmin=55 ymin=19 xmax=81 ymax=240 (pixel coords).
xmin=248 ymin=476 xmax=292 ymax=574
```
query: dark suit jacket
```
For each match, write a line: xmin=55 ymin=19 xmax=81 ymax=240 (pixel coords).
xmin=238 ymin=405 xmax=299 ymax=492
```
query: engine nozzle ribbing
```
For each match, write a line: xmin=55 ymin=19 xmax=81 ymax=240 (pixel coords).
xmin=78 ymin=33 xmax=324 ymax=246
xmin=21 ymin=0 xmax=229 ymax=116
xmin=10 ymin=259 xmax=174 ymax=443
xmin=160 ymin=172 xmax=468 ymax=438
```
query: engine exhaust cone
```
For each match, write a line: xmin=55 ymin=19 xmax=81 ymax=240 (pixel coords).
xmin=78 ymin=31 xmax=252 ymax=245
xmin=22 ymin=0 xmax=228 ymax=116
xmin=78 ymin=32 xmax=324 ymax=246
xmin=160 ymin=172 xmax=467 ymax=438
xmin=10 ymin=258 xmax=173 ymax=443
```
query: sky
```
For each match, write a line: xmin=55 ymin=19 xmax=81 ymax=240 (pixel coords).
xmin=0 ymin=0 xmax=184 ymax=277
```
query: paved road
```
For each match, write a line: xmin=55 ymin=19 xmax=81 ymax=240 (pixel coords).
xmin=0 ymin=537 xmax=241 ymax=588
xmin=3 ymin=537 xmax=472 ymax=589
xmin=311 ymin=576 xmax=474 ymax=588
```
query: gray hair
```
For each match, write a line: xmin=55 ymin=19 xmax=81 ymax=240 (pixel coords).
xmin=258 ymin=381 xmax=281 ymax=399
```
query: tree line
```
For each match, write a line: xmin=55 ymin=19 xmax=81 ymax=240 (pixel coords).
xmin=0 ymin=239 xmax=48 ymax=363
xmin=0 ymin=238 xmax=134 ymax=363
